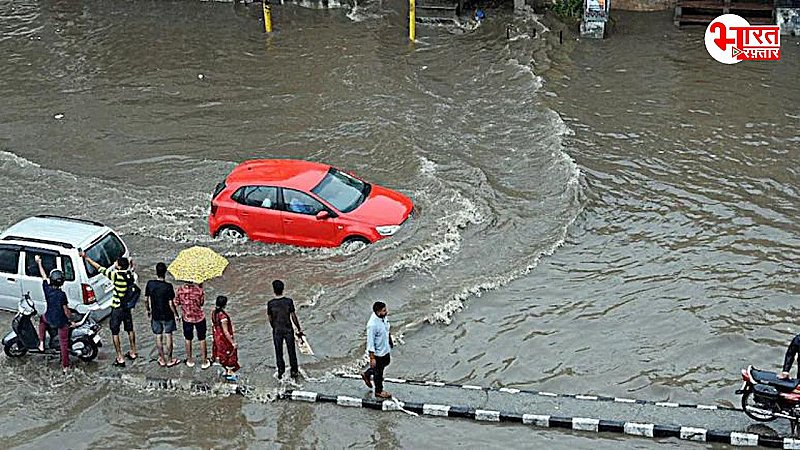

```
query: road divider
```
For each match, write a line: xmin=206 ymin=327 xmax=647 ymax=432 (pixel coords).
xmin=336 ymin=373 xmax=740 ymax=412
xmin=281 ymin=389 xmax=797 ymax=448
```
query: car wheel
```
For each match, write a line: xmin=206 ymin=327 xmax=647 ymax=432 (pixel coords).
xmin=72 ymin=337 xmax=99 ymax=362
xmin=4 ymin=338 xmax=27 ymax=357
xmin=217 ymin=226 xmax=247 ymax=241
xmin=342 ymin=236 xmax=370 ymax=250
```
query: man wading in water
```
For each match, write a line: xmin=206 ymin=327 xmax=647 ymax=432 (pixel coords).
xmin=267 ymin=280 xmax=303 ymax=380
xmin=362 ymin=301 xmax=393 ymax=399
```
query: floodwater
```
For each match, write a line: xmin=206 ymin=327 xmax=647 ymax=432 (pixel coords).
xmin=0 ymin=0 xmax=797 ymax=447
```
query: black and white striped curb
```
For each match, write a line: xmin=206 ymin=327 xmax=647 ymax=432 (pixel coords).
xmin=337 ymin=373 xmax=739 ymax=412
xmin=282 ymin=390 xmax=797 ymax=448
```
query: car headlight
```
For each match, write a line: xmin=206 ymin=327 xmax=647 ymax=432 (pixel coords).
xmin=375 ymin=225 xmax=401 ymax=236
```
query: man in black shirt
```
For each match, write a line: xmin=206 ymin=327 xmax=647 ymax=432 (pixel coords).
xmin=145 ymin=262 xmax=180 ymax=367
xmin=267 ymin=279 xmax=304 ymax=379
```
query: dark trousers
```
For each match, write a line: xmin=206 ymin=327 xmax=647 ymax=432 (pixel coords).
xmin=364 ymin=353 xmax=391 ymax=393
xmin=273 ymin=331 xmax=298 ymax=376
xmin=38 ymin=317 xmax=70 ymax=369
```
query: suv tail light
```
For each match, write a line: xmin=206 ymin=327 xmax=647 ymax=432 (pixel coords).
xmin=82 ymin=283 xmax=97 ymax=305
xmin=210 ymin=203 xmax=218 ymax=216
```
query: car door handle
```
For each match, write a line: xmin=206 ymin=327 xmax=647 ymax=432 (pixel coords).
xmin=6 ymin=278 xmax=16 ymax=283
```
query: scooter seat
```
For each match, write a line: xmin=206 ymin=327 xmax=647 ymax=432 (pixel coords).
xmin=751 ymin=367 xmax=800 ymax=392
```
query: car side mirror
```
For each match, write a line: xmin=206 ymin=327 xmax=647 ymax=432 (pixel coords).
xmin=316 ymin=211 xmax=330 ymax=221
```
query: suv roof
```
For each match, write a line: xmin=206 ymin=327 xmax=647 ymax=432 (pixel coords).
xmin=0 ymin=215 xmax=108 ymax=250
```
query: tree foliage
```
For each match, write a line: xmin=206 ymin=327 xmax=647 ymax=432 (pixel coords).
xmin=550 ymin=0 xmax=583 ymax=19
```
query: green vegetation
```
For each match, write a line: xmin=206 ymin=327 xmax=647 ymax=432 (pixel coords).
xmin=550 ymin=0 xmax=583 ymax=19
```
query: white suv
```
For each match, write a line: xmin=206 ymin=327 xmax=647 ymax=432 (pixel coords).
xmin=0 ymin=215 xmax=134 ymax=318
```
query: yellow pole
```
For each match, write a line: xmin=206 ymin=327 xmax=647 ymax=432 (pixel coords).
xmin=263 ymin=0 xmax=273 ymax=33
xmin=409 ymin=0 xmax=415 ymax=42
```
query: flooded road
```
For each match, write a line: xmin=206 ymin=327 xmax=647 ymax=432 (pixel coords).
xmin=0 ymin=0 xmax=798 ymax=447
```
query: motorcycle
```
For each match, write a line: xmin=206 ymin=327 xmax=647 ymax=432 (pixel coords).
xmin=2 ymin=292 xmax=102 ymax=363
xmin=737 ymin=365 xmax=800 ymax=433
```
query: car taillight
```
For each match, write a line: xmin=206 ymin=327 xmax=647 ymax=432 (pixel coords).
xmin=741 ymin=369 xmax=749 ymax=381
xmin=211 ymin=203 xmax=218 ymax=216
xmin=82 ymin=283 xmax=96 ymax=305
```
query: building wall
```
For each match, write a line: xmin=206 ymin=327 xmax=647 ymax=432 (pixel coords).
xmin=611 ymin=0 xmax=673 ymax=11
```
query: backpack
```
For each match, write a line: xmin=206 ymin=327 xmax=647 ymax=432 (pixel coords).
xmin=120 ymin=271 xmax=141 ymax=310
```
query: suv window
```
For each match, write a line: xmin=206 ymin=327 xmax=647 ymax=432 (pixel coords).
xmin=0 ymin=247 xmax=20 ymax=274
xmin=232 ymin=186 xmax=279 ymax=210
xmin=84 ymin=233 xmax=126 ymax=277
xmin=22 ymin=251 xmax=76 ymax=281
xmin=283 ymin=189 xmax=325 ymax=216
xmin=24 ymin=250 xmax=58 ymax=278
xmin=61 ymin=256 xmax=75 ymax=281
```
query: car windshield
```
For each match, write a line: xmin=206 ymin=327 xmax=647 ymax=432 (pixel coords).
xmin=311 ymin=168 xmax=370 ymax=213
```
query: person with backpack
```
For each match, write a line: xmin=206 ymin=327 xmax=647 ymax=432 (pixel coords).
xmin=80 ymin=251 xmax=139 ymax=367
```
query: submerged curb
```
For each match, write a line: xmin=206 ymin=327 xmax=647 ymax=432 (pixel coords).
xmin=107 ymin=373 xmax=246 ymax=395
xmin=282 ymin=389 xmax=797 ymax=448
xmin=337 ymin=373 xmax=741 ymax=412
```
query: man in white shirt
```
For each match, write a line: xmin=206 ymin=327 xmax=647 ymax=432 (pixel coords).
xmin=362 ymin=301 xmax=393 ymax=398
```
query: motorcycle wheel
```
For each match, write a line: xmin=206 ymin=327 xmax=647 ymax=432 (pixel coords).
xmin=741 ymin=390 xmax=778 ymax=422
xmin=72 ymin=338 xmax=98 ymax=362
xmin=3 ymin=338 xmax=28 ymax=357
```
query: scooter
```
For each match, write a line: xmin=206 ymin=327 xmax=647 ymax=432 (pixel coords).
xmin=737 ymin=365 xmax=800 ymax=434
xmin=2 ymin=292 xmax=102 ymax=362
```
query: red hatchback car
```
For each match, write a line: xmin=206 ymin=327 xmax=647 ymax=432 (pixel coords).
xmin=209 ymin=160 xmax=414 ymax=247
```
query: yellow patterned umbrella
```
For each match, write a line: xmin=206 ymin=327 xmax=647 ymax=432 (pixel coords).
xmin=168 ymin=246 xmax=229 ymax=284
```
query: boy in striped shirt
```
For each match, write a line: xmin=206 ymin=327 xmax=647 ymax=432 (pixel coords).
xmin=81 ymin=252 xmax=138 ymax=367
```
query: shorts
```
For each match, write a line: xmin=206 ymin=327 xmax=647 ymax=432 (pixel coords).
xmin=182 ymin=319 xmax=207 ymax=341
xmin=109 ymin=307 xmax=134 ymax=336
xmin=151 ymin=319 xmax=177 ymax=335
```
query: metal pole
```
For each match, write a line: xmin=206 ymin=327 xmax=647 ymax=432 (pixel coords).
xmin=409 ymin=0 xmax=415 ymax=42
xmin=263 ymin=0 xmax=273 ymax=33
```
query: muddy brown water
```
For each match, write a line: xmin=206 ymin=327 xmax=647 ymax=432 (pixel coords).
xmin=0 ymin=0 xmax=798 ymax=448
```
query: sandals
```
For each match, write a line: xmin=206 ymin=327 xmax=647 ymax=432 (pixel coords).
xmin=185 ymin=359 xmax=211 ymax=369
xmin=113 ymin=360 xmax=126 ymax=367
xmin=224 ymin=374 xmax=239 ymax=382
xmin=158 ymin=358 xmax=180 ymax=367
xmin=125 ymin=351 xmax=138 ymax=361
